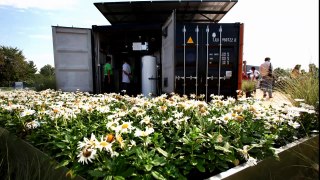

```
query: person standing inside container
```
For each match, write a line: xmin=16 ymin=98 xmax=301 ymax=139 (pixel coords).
xmin=104 ymin=56 xmax=113 ymax=93
xmin=121 ymin=59 xmax=131 ymax=95
xmin=259 ymin=57 xmax=273 ymax=98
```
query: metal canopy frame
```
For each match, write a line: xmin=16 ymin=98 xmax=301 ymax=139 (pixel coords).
xmin=94 ymin=1 xmax=238 ymax=25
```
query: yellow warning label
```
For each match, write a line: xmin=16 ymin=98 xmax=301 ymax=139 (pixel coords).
xmin=187 ymin=36 xmax=194 ymax=44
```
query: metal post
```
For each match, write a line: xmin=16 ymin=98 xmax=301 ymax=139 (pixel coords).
xmin=97 ymin=35 xmax=101 ymax=93
xmin=218 ymin=25 xmax=222 ymax=95
xmin=195 ymin=25 xmax=199 ymax=96
xmin=183 ymin=25 xmax=186 ymax=95
xmin=205 ymin=25 xmax=209 ymax=101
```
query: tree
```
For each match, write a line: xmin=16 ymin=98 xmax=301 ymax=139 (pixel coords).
xmin=24 ymin=61 xmax=38 ymax=85
xmin=40 ymin=64 xmax=55 ymax=77
xmin=35 ymin=64 xmax=56 ymax=91
xmin=0 ymin=46 xmax=28 ymax=86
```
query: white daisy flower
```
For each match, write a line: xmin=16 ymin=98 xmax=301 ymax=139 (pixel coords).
xmin=140 ymin=116 xmax=152 ymax=125
xmin=20 ymin=109 xmax=36 ymax=117
xmin=25 ymin=120 xmax=40 ymax=129
xmin=78 ymin=133 xmax=99 ymax=149
xmin=77 ymin=148 xmax=97 ymax=164
xmin=134 ymin=127 xmax=155 ymax=137
xmin=288 ymin=120 xmax=300 ymax=129
xmin=246 ymin=156 xmax=258 ymax=167
xmin=116 ymin=121 xmax=134 ymax=134
xmin=97 ymin=137 xmax=113 ymax=152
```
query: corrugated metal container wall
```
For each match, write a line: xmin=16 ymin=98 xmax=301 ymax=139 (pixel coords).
xmin=175 ymin=23 xmax=243 ymax=99
xmin=52 ymin=27 xmax=94 ymax=92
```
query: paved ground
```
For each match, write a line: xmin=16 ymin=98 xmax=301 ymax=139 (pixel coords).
xmin=250 ymin=89 xmax=293 ymax=108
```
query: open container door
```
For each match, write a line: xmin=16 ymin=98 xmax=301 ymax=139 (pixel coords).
xmin=161 ymin=11 xmax=176 ymax=94
xmin=52 ymin=26 xmax=93 ymax=92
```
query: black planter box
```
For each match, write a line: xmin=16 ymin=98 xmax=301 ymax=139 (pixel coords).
xmin=0 ymin=127 xmax=84 ymax=180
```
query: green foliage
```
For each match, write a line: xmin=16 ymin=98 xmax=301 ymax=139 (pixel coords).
xmin=241 ymin=80 xmax=256 ymax=92
xmin=33 ymin=74 xmax=56 ymax=91
xmin=40 ymin=64 xmax=55 ymax=77
xmin=274 ymin=65 xmax=319 ymax=110
xmin=0 ymin=46 xmax=41 ymax=87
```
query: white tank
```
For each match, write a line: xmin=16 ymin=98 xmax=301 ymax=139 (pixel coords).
xmin=141 ymin=55 xmax=157 ymax=97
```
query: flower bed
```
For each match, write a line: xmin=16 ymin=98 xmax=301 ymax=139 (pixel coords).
xmin=0 ymin=89 xmax=318 ymax=179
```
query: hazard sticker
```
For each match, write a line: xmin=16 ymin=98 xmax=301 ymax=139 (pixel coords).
xmin=187 ymin=36 xmax=194 ymax=44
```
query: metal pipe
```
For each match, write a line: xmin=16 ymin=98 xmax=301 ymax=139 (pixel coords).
xmin=195 ymin=25 xmax=199 ymax=96
xmin=218 ymin=25 xmax=222 ymax=95
xmin=96 ymin=33 xmax=101 ymax=93
xmin=205 ymin=25 xmax=209 ymax=101
xmin=183 ymin=25 xmax=186 ymax=95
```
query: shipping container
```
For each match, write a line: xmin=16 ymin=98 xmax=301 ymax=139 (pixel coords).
xmin=52 ymin=0 xmax=243 ymax=99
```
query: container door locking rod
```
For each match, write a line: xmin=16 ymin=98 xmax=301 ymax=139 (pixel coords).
xmin=218 ymin=26 xmax=222 ymax=95
xmin=205 ymin=25 xmax=209 ymax=102
xmin=183 ymin=25 xmax=186 ymax=95
xmin=195 ymin=25 xmax=199 ymax=96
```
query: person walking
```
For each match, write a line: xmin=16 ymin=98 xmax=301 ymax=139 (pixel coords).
xmin=121 ymin=59 xmax=131 ymax=95
xmin=259 ymin=57 xmax=273 ymax=98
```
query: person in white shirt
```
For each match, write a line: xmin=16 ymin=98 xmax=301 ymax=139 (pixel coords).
xmin=122 ymin=59 xmax=131 ymax=95
xmin=248 ymin=66 xmax=260 ymax=81
xmin=259 ymin=57 xmax=273 ymax=98
xmin=248 ymin=66 xmax=260 ymax=91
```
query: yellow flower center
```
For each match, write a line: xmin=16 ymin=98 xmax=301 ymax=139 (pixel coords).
xmin=237 ymin=115 xmax=244 ymax=121
xmin=100 ymin=141 xmax=109 ymax=147
xmin=233 ymin=159 xmax=240 ymax=166
xmin=122 ymin=124 xmax=129 ymax=129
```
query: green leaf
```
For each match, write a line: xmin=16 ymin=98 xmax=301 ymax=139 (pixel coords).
xmin=55 ymin=142 xmax=66 ymax=149
xmin=114 ymin=176 xmax=126 ymax=180
xmin=104 ymin=176 xmax=113 ymax=180
xmin=152 ymin=156 xmax=166 ymax=166
xmin=135 ymin=147 xmax=144 ymax=160
xmin=55 ymin=160 xmax=69 ymax=169
xmin=214 ymin=145 xmax=231 ymax=153
xmin=156 ymin=147 xmax=168 ymax=157
xmin=145 ymin=164 xmax=153 ymax=171
xmin=196 ymin=163 xmax=206 ymax=172
xmin=120 ymin=167 xmax=135 ymax=178
xmin=151 ymin=171 xmax=166 ymax=180
xmin=207 ymin=151 xmax=215 ymax=160
xmin=191 ymin=158 xmax=197 ymax=166
xmin=88 ymin=170 xmax=106 ymax=177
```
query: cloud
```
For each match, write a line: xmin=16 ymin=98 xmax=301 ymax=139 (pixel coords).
xmin=0 ymin=0 xmax=77 ymax=10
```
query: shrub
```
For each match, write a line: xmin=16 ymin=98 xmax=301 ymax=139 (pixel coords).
xmin=241 ymin=80 xmax=256 ymax=92
xmin=33 ymin=74 xmax=56 ymax=91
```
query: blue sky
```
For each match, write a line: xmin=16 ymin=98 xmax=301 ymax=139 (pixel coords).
xmin=0 ymin=0 xmax=319 ymax=71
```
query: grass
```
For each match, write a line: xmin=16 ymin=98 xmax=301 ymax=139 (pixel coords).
xmin=272 ymin=69 xmax=319 ymax=180
xmin=241 ymin=80 xmax=256 ymax=92
xmin=273 ymin=71 xmax=319 ymax=110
